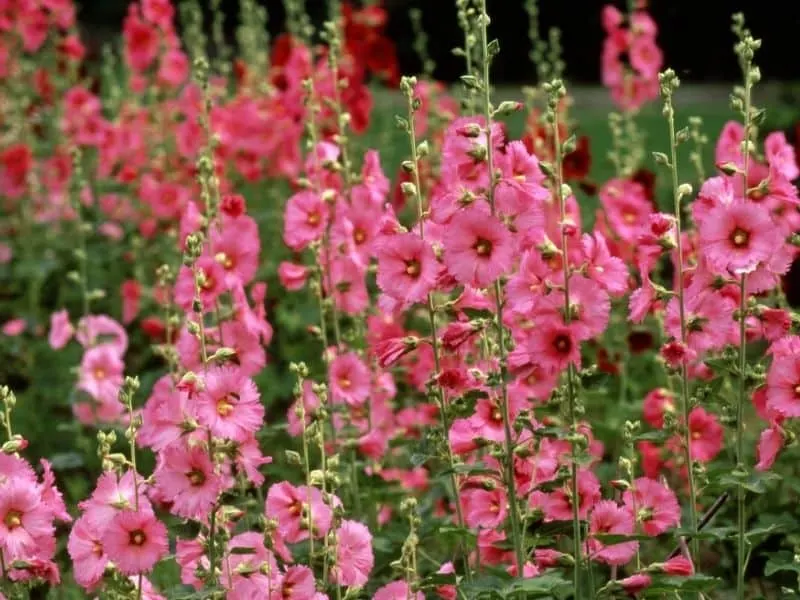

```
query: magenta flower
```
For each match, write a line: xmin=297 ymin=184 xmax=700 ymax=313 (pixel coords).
xmin=443 ymin=208 xmax=513 ymax=288
xmin=67 ymin=515 xmax=107 ymax=591
xmin=332 ymin=520 xmax=374 ymax=587
xmin=101 ymin=510 xmax=168 ymax=575
xmin=698 ymin=200 xmax=775 ymax=275
xmin=586 ymin=500 xmax=638 ymax=566
xmin=328 ymin=352 xmax=371 ymax=406
xmin=622 ymin=477 xmax=680 ymax=536
xmin=376 ymin=233 xmax=438 ymax=305
xmin=197 ymin=367 xmax=264 ymax=442
xmin=0 ymin=478 xmax=54 ymax=559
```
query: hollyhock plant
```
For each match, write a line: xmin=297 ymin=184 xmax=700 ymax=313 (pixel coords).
xmin=197 ymin=367 xmax=264 ymax=442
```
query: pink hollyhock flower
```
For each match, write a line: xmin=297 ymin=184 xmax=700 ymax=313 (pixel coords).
xmin=121 ymin=280 xmax=141 ymax=324
xmin=174 ymin=256 xmax=227 ymax=312
xmin=698 ymin=201 xmax=775 ymax=275
xmin=629 ymin=272 xmax=656 ymax=323
xmin=629 ymin=34 xmax=662 ymax=79
xmin=67 ymin=515 xmax=107 ymax=591
xmin=443 ymin=208 xmax=513 ymax=288
xmin=688 ymin=407 xmax=723 ymax=462
xmin=39 ymin=459 xmax=71 ymax=523
xmin=176 ymin=537 xmax=208 ymax=589
xmin=665 ymin=292 xmax=733 ymax=355
xmin=756 ymin=425 xmax=784 ymax=471
xmin=586 ymin=500 xmax=638 ymax=565
xmin=715 ymin=121 xmax=745 ymax=169
xmin=218 ymin=321 xmax=267 ymax=377
xmin=660 ymin=340 xmax=696 ymax=368
xmin=284 ymin=190 xmax=327 ymax=251
xmin=463 ymin=487 xmax=508 ymax=529
xmin=766 ymin=350 xmax=800 ymax=417
xmin=622 ymin=477 xmax=680 ymax=536
xmin=765 ymin=131 xmax=800 ymax=180
xmin=78 ymin=345 xmax=124 ymax=402
xmin=0 ymin=478 xmax=54 ymax=559
xmin=79 ymin=471 xmax=149 ymax=532
xmin=376 ymin=233 xmax=438 ymax=305
xmin=280 ymin=565 xmax=316 ymax=599
xmin=278 ymin=262 xmax=309 ymax=291
xmin=332 ymin=520 xmax=374 ymax=587
xmin=266 ymin=481 xmax=333 ymax=543
xmin=2 ymin=319 xmax=25 ymax=336
xmin=642 ymin=388 xmax=676 ymax=429
xmin=328 ymin=352 xmax=371 ymax=406
xmin=157 ymin=48 xmax=189 ymax=87
xmin=505 ymin=249 xmax=553 ymax=313
xmin=532 ymin=469 xmax=601 ymax=521
xmin=49 ymin=310 xmax=75 ymax=350
xmin=525 ymin=322 xmax=581 ymax=372
xmin=373 ymin=581 xmax=424 ymax=600
xmin=211 ymin=223 xmax=260 ymax=287
xmin=137 ymin=376 xmax=196 ymax=452
xmin=441 ymin=116 xmax=505 ymax=191
xmin=759 ymin=307 xmax=792 ymax=342
xmin=619 ymin=573 xmax=652 ymax=594
xmin=536 ymin=275 xmax=610 ymax=341
xmin=154 ymin=443 xmax=229 ymax=520
xmin=692 ymin=176 xmax=735 ymax=226
xmin=599 ymin=178 xmax=652 ymax=243
xmin=448 ymin=418 xmax=480 ymax=454
xmin=327 ymin=255 xmax=369 ymax=315
xmin=234 ymin=434 xmax=272 ymax=487
xmin=470 ymin=394 xmax=528 ymax=444
xmin=287 ymin=381 xmax=320 ymax=437
xmin=661 ymin=555 xmax=694 ymax=576
xmin=582 ymin=232 xmax=628 ymax=296
xmin=197 ymin=367 xmax=263 ymax=442
xmin=102 ymin=510 xmax=168 ymax=575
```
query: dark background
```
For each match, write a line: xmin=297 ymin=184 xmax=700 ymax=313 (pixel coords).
xmin=75 ymin=0 xmax=800 ymax=84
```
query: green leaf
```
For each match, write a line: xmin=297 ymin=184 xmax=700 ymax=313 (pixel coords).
xmin=718 ymin=470 xmax=781 ymax=494
xmin=764 ymin=551 xmax=800 ymax=577
xmin=592 ymin=533 xmax=653 ymax=544
xmin=644 ymin=574 xmax=721 ymax=595
xmin=228 ymin=546 xmax=257 ymax=555
xmin=503 ymin=573 xmax=571 ymax=597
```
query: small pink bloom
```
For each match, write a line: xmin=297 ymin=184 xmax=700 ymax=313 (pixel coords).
xmin=328 ymin=352 xmax=371 ymax=406
xmin=622 ymin=477 xmax=680 ymax=536
xmin=67 ymin=516 xmax=107 ymax=591
xmin=586 ymin=500 xmax=638 ymax=566
xmin=373 ymin=581 xmax=424 ymax=600
xmin=443 ymin=208 xmax=513 ymax=288
xmin=376 ymin=233 xmax=438 ymax=305
xmin=278 ymin=262 xmax=309 ymax=291
xmin=154 ymin=443 xmax=229 ymax=520
xmin=756 ymin=425 xmax=784 ymax=471
xmin=333 ymin=520 xmax=374 ymax=587
xmin=265 ymin=481 xmax=333 ymax=543
xmin=197 ymin=367 xmax=264 ymax=442
xmin=48 ymin=310 xmax=74 ymax=349
xmin=2 ymin=318 xmax=25 ymax=336
xmin=102 ymin=510 xmax=168 ymax=575
xmin=661 ymin=555 xmax=694 ymax=576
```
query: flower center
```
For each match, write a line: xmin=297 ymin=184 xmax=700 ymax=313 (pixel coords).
xmin=94 ymin=368 xmax=106 ymax=380
xmin=730 ymin=227 xmax=750 ymax=248
xmin=4 ymin=510 xmax=21 ymax=530
xmin=215 ymin=252 xmax=234 ymax=269
xmin=622 ymin=211 xmax=636 ymax=224
xmin=306 ymin=211 xmax=321 ymax=226
xmin=216 ymin=394 xmax=237 ymax=417
xmin=339 ymin=376 xmax=351 ymax=389
xmin=553 ymin=334 xmax=571 ymax=354
xmin=199 ymin=269 xmax=215 ymax=290
xmin=187 ymin=469 xmax=206 ymax=486
xmin=795 ymin=384 xmax=800 ymax=396
xmin=129 ymin=529 xmax=147 ymax=547
xmin=692 ymin=430 xmax=701 ymax=440
xmin=353 ymin=228 xmax=366 ymax=244
xmin=474 ymin=238 xmax=493 ymax=257
xmin=405 ymin=259 xmax=421 ymax=277
xmin=92 ymin=541 xmax=104 ymax=557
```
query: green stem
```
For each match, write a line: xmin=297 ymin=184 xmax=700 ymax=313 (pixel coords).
xmin=477 ymin=0 xmax=525 ymax=576
xmin=552 ymin=88 xmax=582 ymax=599
xmin=664 ymin=85 xmax=700 ymax=559
xmin=405 ymin=83 xmax=472 ymax=582
xmin=736 ymin=56 xmax=752 ymax=600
